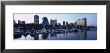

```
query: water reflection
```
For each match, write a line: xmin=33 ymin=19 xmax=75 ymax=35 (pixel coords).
xmin=62 ymin=32 xmax=68 ymax=35
xmin=75 ymin=31 xmax=87 ymax=40
xmin=42 ymin=33 xmax=49 ymax=40
xmin=34 ymin=34 xmax=39 ymax=40
xmin=14 ymin=31 xmax=96 ymax=40
xmin=50 ymin=33 xmax=57 ymax=37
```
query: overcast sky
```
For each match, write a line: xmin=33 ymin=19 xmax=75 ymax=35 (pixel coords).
xmin=14 ymin=13 xmax=97 ymax=26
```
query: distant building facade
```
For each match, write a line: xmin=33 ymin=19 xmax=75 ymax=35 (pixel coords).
xmin=34 ymin=15 xmax=39 ymax=24
xmin=18 ymin=20 xmax=25 ymax=24
xmin=69 ymin=23 xmax=74 ymax=26
xmin=66 ymin=22 xmax=68 ymax=26
xmin=21 ymin=21 xmax=25 ymax=24
xmin=18 ymin=20 xmax=21 ymax=24
xmin=50 ymin=19 xmax=57 ymax=26
xmin=57 ymin=23 xmax=61 ymax=25
xmin=75 ymin=18 xmax=87 ymax=27
xmin=63 ymin=21 xmax=65 ymax=25
xmin=42 ymin=17 xmax=49 ymax=25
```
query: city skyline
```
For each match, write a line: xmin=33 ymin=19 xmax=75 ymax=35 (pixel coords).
xmin=14 ymin=13 xmax=97 ymax=26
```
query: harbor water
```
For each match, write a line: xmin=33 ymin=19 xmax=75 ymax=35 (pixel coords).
xmin=14 ymin=31 xmax=97 ymax=40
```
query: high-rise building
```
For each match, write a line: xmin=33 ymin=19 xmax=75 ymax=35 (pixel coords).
xmin=63 ymin=21 xmax=65 ymax=25
xmin=42 ymin=17 xmax=49 ymax=25
xmin=84 ymin=18 xmax=87 ymax=27
xmin=50 ymin=19 xmax=57 ymax=26
xmin=75 ymin=18 xmax=87 ymax=27
xmin=21 ymin=21 xmax=25 ymax=24
xmin=66 ymin=22 xmax=68 ymax=26
xmin=18 ymin=20 xmax=21 ymax=24
xmin=34 ymin=15 xmax=39 ymax=24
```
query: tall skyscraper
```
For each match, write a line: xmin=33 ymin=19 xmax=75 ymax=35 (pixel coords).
xmin=42 ymin=17 xmax=49 ymax=25
xmin=18 ymin=20 xmax=21 ymax=24
xmin=83 ymin=18 xmax=87 ymax=27
xmin=66 ymin=22 xmax=68 ymax=26
xmin=63 ymin=21 xmax=65 ymax=25
xmin=50 ymin=19 xmax=57 ymax=26
xmin=75 ymin=18 xmax=87 ymax=27
xmin=34 ymin=15 xmax=39 ymax=24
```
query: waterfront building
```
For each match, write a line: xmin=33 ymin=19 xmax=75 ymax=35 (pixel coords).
xmin=63 ymin=21 xmax=65 ymax=25
xmin=83 ymin=18 xmax=87 ymax=27
xmin=75 ymin=18 xmax=87 ymax=28
xmin=42 ymin=17 xmax=49 ymax=25
xmin=69 ymin=23 xmax=74 ymax=26
xmin=66 ymin=22 xmax=68 ymax=26
xmin=57 ymin=23 xmax=61 ymax=25
xmin=50 ymin=19 xmax=57 ymax=26
xmin=18 ymin=20 xmax=21 ymax=24
xmin=21 ymin=21 xmax=25 ymax=24
xmin=34 ymin=15 xmax=39 ymax=24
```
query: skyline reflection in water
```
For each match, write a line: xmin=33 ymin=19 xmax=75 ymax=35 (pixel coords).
xmin=14 ymin=31 xmax=97 ymax=40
